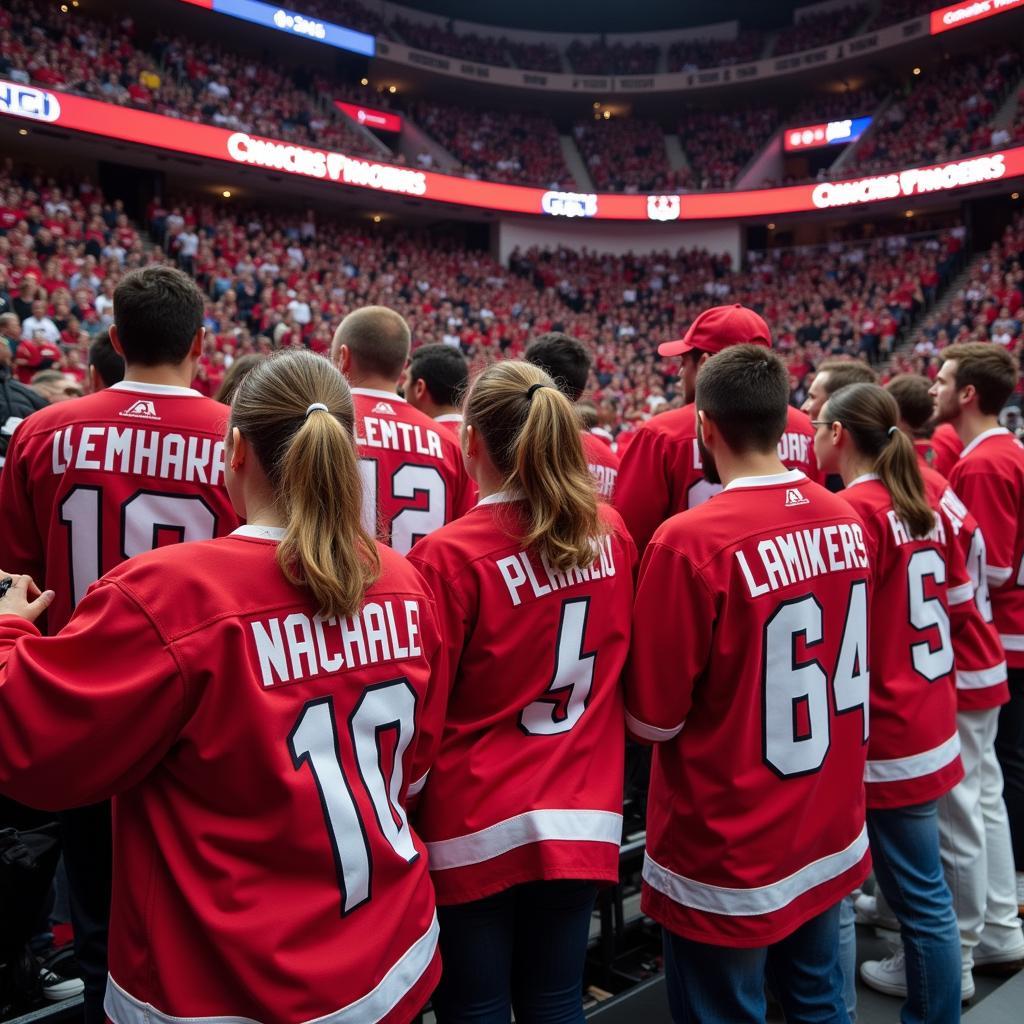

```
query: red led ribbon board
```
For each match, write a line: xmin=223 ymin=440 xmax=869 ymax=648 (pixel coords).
xmin=930 ymin=0 xmax=1024 ymax=34
xmin=2 ymin=83 xmax=1022 ymax=221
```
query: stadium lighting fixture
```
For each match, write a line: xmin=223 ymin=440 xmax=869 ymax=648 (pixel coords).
xmin=603 ymin=110 xmax=611 ymax=119
xmin=593 ymin=102 xmax=600 ymax=109
xmin=388 ymin=85 xmax=397 ymax=94
xmin=18 ymin=128 xmax=28 ymax=136
xmin=60 ymin=3 xmax=68 ymax=11
xmin=767 ymin=223 xmax=776 ymax=230
xmin=361 ymin=78 xmax=368 ymax=86
xmin=1013 ymin=192 xmax=1021 ymax=200
xmin=905 ymin=210 xmax=914 ymax=218
xmin=373 ymin=215 xmax=382 ymax=223
xmin=222 ymin=190 xmax=232 ymax=198
xmin=913 ymin=67 xmax=921 ymax=75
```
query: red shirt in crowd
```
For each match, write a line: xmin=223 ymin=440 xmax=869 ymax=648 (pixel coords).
xmin=581 ymin=430 xmax=620 ymax=501
xmin=353 ymin=388 xmax=475 ymax=556
xmin=626 ymin=470 xmax=871 ymax=946
xmin=407 ymin=496 xmax=636 ymax=905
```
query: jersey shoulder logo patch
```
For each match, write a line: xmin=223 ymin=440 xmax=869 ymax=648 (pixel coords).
xmin=784 ymin=488 xmax=809 ymax=507
xmin=371 ymin=401 xmax=396 ymax=415
xmin=119 ymin=399 xmax=160 ymax=420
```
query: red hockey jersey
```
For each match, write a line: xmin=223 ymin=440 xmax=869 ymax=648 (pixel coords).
xmin=948 ymin=428 xmax=1024 ymax=669
xmin=407 ymin=495 xmax=636 ymax=905
xmin=920 ymin=465 xmax=1008 ymax=711
xmin=615 ymin=404 xmax=819 ymax=552
xmin=841 ymin=475 xmax=966 ymax=808
xmin=354 ymin=388 xmax=474 ymax=555
xmin=434 ymin=412 xmax=464 ymax=437
xmin=931 ymin=422 xmax=964 ymax=478
xmin=0 ymin=381 xmax=239 ymax=633
xmin=582 ymin=430 xmax=620 ymax=501
xmin=626 ymin=470 xmax=871 ymax=946
xmin=0 ymin=530 xmax=444 ymax=1024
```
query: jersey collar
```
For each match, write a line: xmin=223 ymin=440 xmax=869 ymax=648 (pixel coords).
xmin=352 ymin=387 xmax=407 ymax=403
xmin=477 ymin=489 xmax=524 ymax=507
xmin=846 ymin=472 xmax=880 ymax=489
xmin=435 ymin=413 xmax=464 ymax=424
xmin=232 ymin=525 xmax=285 ymax=540
xmin=960 ymin=426 xmax=1010 ymax=459
xmin=109 ymin=380 xmax=205 ymax=398
xmin=723 ymin=469 xmax=805 ymax=491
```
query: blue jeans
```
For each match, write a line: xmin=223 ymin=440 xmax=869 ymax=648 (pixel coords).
xmin=432 ymin=879 xmax=598 ymax=1024
xmin=838 ymin=894 xmax=857 ymax=1021
xmin=662 ymin=903 xmax=848 ymax=1023
xmin=867 ymin=801 xmax=961 ymax=1024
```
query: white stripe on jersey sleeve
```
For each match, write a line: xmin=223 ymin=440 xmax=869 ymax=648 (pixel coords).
xmin=625 ymin=709 xmax=684 ymax=742
xmin=987 ymin=565 xmax=1013 ymax=585
xmin=864 ymin=731 xmax=960 ymax=783
xmin=407 ymin=771 xmax=429 ymax=797
xmin=999 ymin=633 xmax=1024 ymax=651
xmin=947 ymin=582 xmax=975 ymax=607
xmin=957 ymin=662 xmax=1008 ymax=690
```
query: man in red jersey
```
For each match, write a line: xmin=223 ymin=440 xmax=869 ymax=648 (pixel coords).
xmin=800 ymin=358 xmax=878 ymax=421
xmin=0 ymin=265 xmax=240 ymax=1024
xmin=332 ymin=307 xmax=474 ymax=555
xmin=627 ymin=345 xmax=870 ymax=1021
xmin=402 ymin=342 xmax=469 ymax=436
xmin=933 ymin=342 xmax=1024 ymax=926
xmin=524 ymin=332 xmax=620 ymax=500
xmin=932 ymin=421 xmax=964 ymax=477
xmin=615 ymin=305 xmax=818 ymax=552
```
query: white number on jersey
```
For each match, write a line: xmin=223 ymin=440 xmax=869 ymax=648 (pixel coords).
xmin=59 ymin=485 xmax=218 ymax=606
xmin=907 ymin=549 xmax=953 ymax=682
xmin=763 ymin=583 xmax=869 ymax=778
xmin=359 ymin=458 xmax=446 ymax=555
xmin=519 ymin=598 xmax=596 ymax=736
xmin=289 ymin=680 xmax=419 ymax=915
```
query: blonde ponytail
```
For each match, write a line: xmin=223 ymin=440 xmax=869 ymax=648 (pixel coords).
xmin=231 ymin=350 xmax=380 ymax=618
xmin=826 ymin=382 xmax=935 ymax=539
xmin=466 ymin=361 xmax=605 ymax=571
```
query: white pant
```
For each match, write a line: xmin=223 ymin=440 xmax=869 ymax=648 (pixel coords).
xmin=937 ymin=707 xmax=1024 ymax=964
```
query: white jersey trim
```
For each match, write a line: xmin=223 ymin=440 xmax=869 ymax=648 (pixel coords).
xmin=642 ymin=825 xmax=868 ymax=917
xmin=864 ymin=731 xmax=961 ymax=783
xmin=999 ymin=633 xmax=1024 ymax=651
xmin=987 ymin=565 xmax=1013 ymax=585
xmin=109 ymin=380 xmax=204 ymax=398
xmin=846 ymin=473 xmax=880 ymax=489
xmin=425 ymin=809 xmax=623 ymax=871
xmin=407 ymin=771 xmax=429 ymax=797
xmin=435 ymin=413 xmax=463 ymax=425
xmin=957 ymin=662 xmax=1008 ymax=690
xmin=232 ymin=525 xmax=286 ymax=541
xmin=352 ymin=387 xmax=407 ymax=403
xmin=104 ymin=912 xmax=439 ymax=1024
xmin=947 ymin=582 xmax=974 ymax=607
xmin=625 ymin=709 xmax=683 ymax=742
xmin=476 ymin=489 xmax=524 ymax=507
xmin=723 ymin=469 xmax=805 ymax=491
xmin=960 ymin=427 xmax=1010 ymax=460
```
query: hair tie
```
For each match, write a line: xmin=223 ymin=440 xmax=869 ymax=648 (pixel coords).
xmin=305 ymin=402 xmax=329 ymax=418
xmin=887 ymin=426 xmax=899 ymax=439
xmin=526 ymin=383 xmax=549 ymax=401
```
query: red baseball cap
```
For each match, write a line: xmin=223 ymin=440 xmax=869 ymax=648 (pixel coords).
xmin=658 ymin=304 xmax=772 ymax=357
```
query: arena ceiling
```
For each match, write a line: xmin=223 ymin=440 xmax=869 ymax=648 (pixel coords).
xmin=397 ymin=1 xmax=805 ymax=33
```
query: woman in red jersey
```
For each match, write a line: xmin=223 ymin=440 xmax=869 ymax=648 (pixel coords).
xmin=407 ymin=361 xmax=636 ymax=1024
xmin=815 ymin=382 xmax=970 ymax=1024
xmin=0 ymin=351 xmax=444 ymax=1024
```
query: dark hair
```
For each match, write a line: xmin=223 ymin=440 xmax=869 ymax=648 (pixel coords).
xmin=88 ymin=334 xmax=125 ymax=388
xmin=112 ymin=266 xmax=204 ymax=366
xmin=230 ymin=350 xmax=379 ymax=618
xmin=576 ymin=399 xmax=599 ymax=430
xmin=695 ymin=344 xmax=789 ymax=452
xmin=332 ymin=305 xmax=410 ymax=380
xmin=465 ymin=361 xmax=604 ymax=571
xmin=818 ymin=359 xmax=878 ymax=396
xmin=885 ymin=374 xmax=934 ymax=434
xmin=941 ymin=342 xmax=1018 ymax=415
xmin=825 ymin=383 xmax=934 ymax=539
xmin=407 ymin=344 xmax=468 ymax=408
xmin=524 ymin=332 xmax=591 ymax=403
xmin=215 ymin=353 xmax=264 ymax=405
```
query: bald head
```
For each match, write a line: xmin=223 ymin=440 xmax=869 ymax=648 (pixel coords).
xmin=331 ymin=306 xmax=411 ymax=384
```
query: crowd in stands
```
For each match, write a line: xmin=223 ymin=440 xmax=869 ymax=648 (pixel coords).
xmin=849 ymin=47 xmax=1023 ymax=173
xmin=771 ymin=3 xmax=870 ymax=57
xmin=0 ymin=157 xmax=975 ymax=443
xmin=866 ymin=0 xmax=936 ymax=32
xmin=573 ymin=117 xmax=681 ymax=193
xmin=667 ymin=32 xmax=764 ymax=73
xmin=677 ymin=105 xmax=779 ymax=190
xmin=408 ymin=100 xmax=574 ymax=188
xmin=566 ymin=40 xmax=660 ymax=76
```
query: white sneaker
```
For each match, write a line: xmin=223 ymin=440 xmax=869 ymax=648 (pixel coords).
xmin=973 ymin=939 xmax=1024 ymax=974
xmin=859 ymin=947 xmax=975 ymax=1002
xmin=853 ymin=892 xmax=899 ymax=931
xmin=39 ymin=964 xmax=84 ymax=1002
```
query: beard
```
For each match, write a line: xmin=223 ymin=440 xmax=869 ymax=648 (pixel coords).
xmin=696 ymin=427 xmax=721 ymax=485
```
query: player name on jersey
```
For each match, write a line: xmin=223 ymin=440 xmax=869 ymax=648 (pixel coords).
xmin=887 ymin=510 xmax=946 ymax=547
xmin=588 ymin=462 xmax=617 ymax=499
xmin=690 ymin=430 xmax=811 ymax=471
xmin=251 ymin=598 xmax=424 ymax=688
xmin=51 ymin=424 xmax=226 ymax=485
xmin=356 ymin=415 xmax=443 ymax=458
xmin=496 ymin=534 xmax=619 ymax=606
xmin=736 ymin=523 xmax=869 ymax=597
